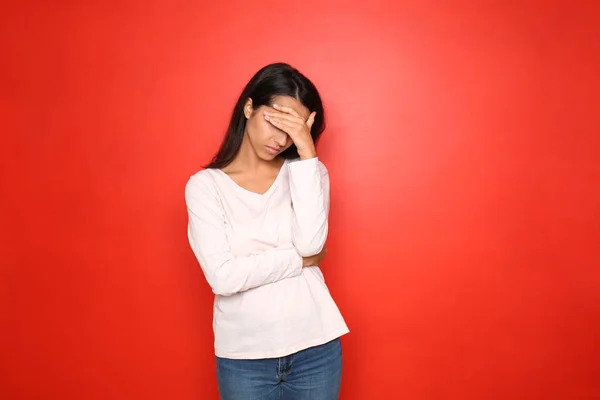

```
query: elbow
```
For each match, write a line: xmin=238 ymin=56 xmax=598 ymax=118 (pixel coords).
xmin=294 ymin=223 xmax=328 ymax=257
xmin=211 ymin=285 xmax=237 ymax=297
xmin=294 ymin=235 xmax=327 ymax=257
xmin=200 ymin=258 xmax=243 ymax=297
xmin=207 ymin=268 xmax=248 ymax=296
xmin=293 ymin=220 xmax=328 ymax=257
xmin=212 ymin=288 xmax=235 ymax=297
xmin=209 ymin=279 xmax=238 ymax=297
xmin=296 ymin=246 xmax=323 ymax=258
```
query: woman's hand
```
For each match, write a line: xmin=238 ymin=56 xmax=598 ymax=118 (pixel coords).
xmin=264 ymin=104 xmax=317 ymax=160
xmin=302 ymin=247 xmax=328 ymax=267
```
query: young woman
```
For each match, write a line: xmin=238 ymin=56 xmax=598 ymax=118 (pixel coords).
xmin=185 ymin=62 xmax=349 ymax=400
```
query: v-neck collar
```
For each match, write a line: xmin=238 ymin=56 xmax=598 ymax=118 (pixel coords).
xmin=216 ymin=159 xmax=288 ymax=197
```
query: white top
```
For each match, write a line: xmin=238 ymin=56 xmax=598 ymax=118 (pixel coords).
xmin=185 ymin=157 xmax=349 ymax=359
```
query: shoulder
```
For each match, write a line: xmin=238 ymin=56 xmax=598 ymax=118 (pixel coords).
xmin=185 ymin=169 xmax=220 ymax=201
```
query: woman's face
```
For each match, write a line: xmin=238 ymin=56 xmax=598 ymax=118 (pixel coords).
xmin=243 ymin=95 xmax=311 ymax=160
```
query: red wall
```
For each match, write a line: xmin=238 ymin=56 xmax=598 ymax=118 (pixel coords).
xmin=2 ymin=1 xmax=599 ymax=399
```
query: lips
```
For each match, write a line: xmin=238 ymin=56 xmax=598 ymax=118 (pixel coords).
xmin=265 ymin=145 xmax=281 ymax=155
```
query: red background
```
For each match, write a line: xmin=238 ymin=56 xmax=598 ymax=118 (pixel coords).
xmin=2 ymin=1 xmax=599 ymax=399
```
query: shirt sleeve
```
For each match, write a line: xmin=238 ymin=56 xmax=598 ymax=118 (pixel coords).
xmin=287 ymin=157 xmax=330 ymax=257
xmin=185 ymin=174 xmax=304 ymax=297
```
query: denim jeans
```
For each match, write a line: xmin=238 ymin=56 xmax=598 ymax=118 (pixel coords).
xmin=216 ymin=338 xmax=343 ymax=400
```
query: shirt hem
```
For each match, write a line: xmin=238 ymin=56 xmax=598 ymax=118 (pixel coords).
xmin=214 ymin=328 xmax=350 ymax=360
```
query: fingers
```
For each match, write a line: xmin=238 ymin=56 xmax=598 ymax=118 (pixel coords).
xmin=271 ymin=104 xmax=317 ymax=130
xmin=264 ymin=114 xmax=294 ymax=133
xmin=272 ymin=103 xmax=302 ymax=118
xmin=264 ymin=110 xmax=303 ymax=125
xmin=302 ymin=247 xmax=328 ymax=267
xmin=264 ymin=105 xmax=318 ymax=140
xmin=318 ymin=248 xmax=328 ymax=263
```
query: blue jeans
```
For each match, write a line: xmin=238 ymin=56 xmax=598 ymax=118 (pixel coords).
xmin=216 ymin=338 xmax=343 ymax=400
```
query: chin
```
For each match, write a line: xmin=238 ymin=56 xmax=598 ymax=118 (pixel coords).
xmin=258 ymin=151 xmax=277 ymax=161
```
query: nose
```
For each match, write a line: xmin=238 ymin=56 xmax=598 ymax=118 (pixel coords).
xmin=273 ymin=132 xmax=288 ymax=147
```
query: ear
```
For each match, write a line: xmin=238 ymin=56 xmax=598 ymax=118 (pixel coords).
xmin=243 ymin=98 xmax=253 ymax=119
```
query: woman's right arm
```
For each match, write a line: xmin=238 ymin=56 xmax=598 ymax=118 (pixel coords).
xmin=185 ymin=175 xmax=304 ymax=297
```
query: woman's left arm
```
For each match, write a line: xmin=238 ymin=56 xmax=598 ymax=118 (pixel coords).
xmin=263 ymin=103 xmax=329 ymax=257
xmin=288 ymin=157 xmax=330 ymax=257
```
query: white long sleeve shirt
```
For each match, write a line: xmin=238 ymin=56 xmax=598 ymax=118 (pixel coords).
xmin=185 ymin=157 xmax=349 ymax=359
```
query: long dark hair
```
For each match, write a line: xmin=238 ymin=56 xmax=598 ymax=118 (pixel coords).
xmin=205 ymin=63 xmax=326 ymax=169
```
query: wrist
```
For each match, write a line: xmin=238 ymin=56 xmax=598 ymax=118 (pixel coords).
xmin=298 ymin=147 xmax=317 ymax=160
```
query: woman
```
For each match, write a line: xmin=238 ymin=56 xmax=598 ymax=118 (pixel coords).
xmin=185 ymin=62 xmax=349 ymax=400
